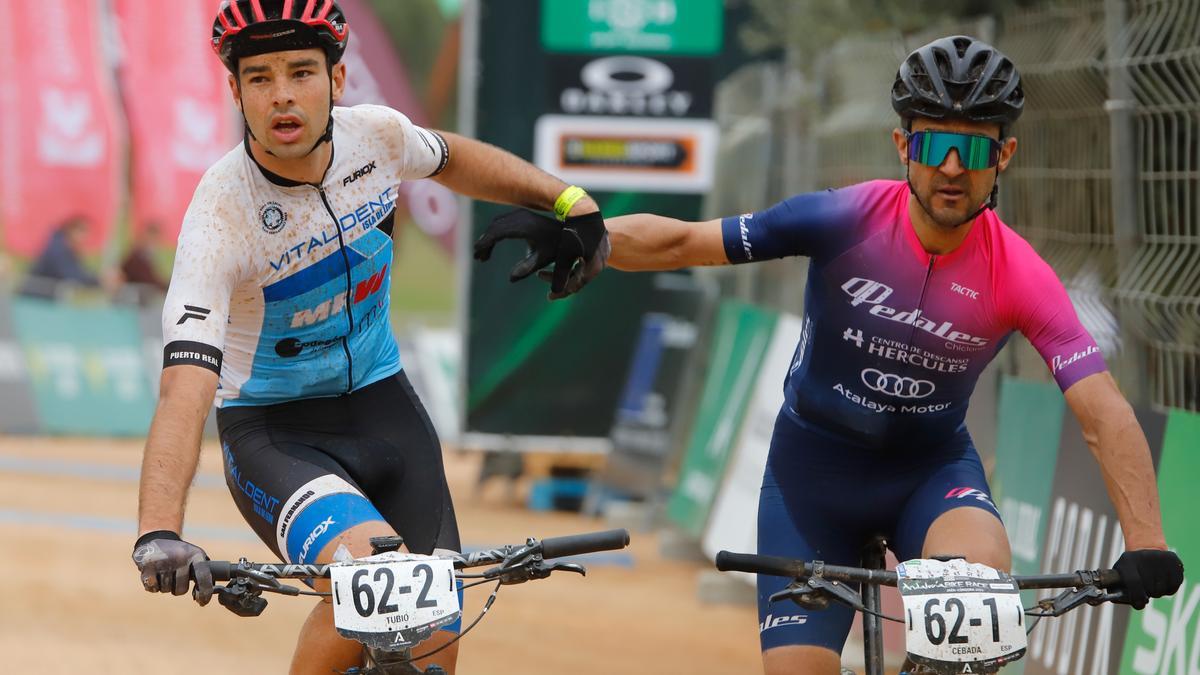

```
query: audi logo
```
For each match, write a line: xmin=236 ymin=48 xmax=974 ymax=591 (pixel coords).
xmin=860 ymin=369 xmax=936 ymax=399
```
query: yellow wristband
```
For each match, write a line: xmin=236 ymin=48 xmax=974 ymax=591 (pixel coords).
xmin=553 ymin=185 xmax=588 ymax=222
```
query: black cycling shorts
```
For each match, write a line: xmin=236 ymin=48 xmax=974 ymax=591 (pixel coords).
xmin=216 ymin=371 xmax=461 ymax=565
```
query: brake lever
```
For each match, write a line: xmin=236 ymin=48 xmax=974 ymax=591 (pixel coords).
xmin=483 ymin=558 xmax=587 ymax=585
xmin=769 ymin=576 xmax=866 ymax=612
xmin=1034 ymin=584 xmax=1109 ymax=617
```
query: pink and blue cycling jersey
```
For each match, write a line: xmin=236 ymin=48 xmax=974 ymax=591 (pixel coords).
xmin=720 ymin=179 xmax=1107 ymax=448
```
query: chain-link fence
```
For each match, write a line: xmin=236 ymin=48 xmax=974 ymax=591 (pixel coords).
xmin=707 ymin=0 xmax=1198 ymax=412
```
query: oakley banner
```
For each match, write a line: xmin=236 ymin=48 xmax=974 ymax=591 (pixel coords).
xmin=463 ymin=0 xmax=722 ymax=444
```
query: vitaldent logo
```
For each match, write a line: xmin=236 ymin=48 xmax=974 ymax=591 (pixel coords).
xmin=840 ymin=277 xmax=990 ymax=348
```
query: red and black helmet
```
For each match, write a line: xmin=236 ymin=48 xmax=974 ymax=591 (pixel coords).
xmin=212 ymin=0 xmax=350 ymax=74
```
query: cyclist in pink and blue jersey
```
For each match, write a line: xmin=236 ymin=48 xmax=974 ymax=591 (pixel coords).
xmin=476 ymin=35 xmax=1183 ymax=674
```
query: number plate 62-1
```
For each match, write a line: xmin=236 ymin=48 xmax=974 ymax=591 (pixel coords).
xmin=897 ymin=558 xmax=1027 ymax=674
xmin=330 ymin=553 xmax=461 ymax=652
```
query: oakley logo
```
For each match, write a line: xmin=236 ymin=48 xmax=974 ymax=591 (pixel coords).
xmin=861 ymin=368 xmax=935 ymax=399
xmin=176 ymin=305 xmax=211 ymax=325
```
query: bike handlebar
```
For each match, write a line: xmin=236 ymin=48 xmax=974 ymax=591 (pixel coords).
xmin=714 ymin=550 xmax=1123 ymax=590
xmin=541 ymin=529 xmax=630 ymax=559
xmin=199 ymin=529 xmax=632 ymax=583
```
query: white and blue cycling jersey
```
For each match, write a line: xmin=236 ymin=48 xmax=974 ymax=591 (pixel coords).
xmin=161 ymin=104 xmax=448 ymax=407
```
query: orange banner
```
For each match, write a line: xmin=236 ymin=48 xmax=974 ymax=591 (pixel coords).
xmin=0 ymin=0 xmax=124 ymax=256
xmin=114 ymin=0 xmax=239 ymax=244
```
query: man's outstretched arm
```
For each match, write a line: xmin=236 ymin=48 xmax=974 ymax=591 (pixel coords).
xmin=432 ymin=132 xmax=598 ymax=216
xmin=605 ymin=215 xmax=728 ymax=271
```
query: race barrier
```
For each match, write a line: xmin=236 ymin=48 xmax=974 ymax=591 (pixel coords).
xmin=6 ymin=296 xmax=156 ymax=436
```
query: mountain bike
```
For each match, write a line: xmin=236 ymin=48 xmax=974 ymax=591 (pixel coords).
xmin=194 ymin=528 xmax=631 ymax=674
xmin=716 ymin=535 xmax=1126 ymax=675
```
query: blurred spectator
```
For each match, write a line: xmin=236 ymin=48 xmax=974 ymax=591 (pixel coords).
xmin=19 ymin=217 xmax=121 ymax=299
xmin=121 ymin=221 xmax=169 ymax=295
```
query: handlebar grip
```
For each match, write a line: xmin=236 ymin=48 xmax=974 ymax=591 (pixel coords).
xmin=198 ymin=561 xmax=234 ymax=582
xmin=1096 ymin=568 xmax=1123 ymax=589
xmin=715 ymin=551 xmax=803 ymax=578
xmin=540 ymin=529 xmax=631 ymax=559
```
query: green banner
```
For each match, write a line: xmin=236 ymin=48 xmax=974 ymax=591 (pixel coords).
xmin=989 ymin=377 xmax=1065 ymax=675
xmin=666 ymin=301 xmax=776 ymax=538
xmin=541 ymin=0 xmax=724 ymax=55
xmin=11 ymin=298 xmax=155 ymax=435
xmin=1119 ymin=408 xmax=1199 ymax=675
xmin=992 ymin=376 xmax=1066 ymax=577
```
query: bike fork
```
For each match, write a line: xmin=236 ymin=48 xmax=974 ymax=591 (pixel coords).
xmin=861 ymin=536 xmax=888 ymax=675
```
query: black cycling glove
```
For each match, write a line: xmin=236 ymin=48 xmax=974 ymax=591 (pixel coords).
xmin=473 ymin=209 xmax=564 ymax=283
xmin=539 ymin=210 xmax=610 ymax=300
xmin=1112 ymin=549 xmax=1184 ymax=610
xmin=474 ymin=208 xmax=609 ymax=299
xmin=132 ymin=530 xmax=214 ymax=606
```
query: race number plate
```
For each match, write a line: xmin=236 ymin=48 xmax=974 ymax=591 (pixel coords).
xmin=330 ymin=552 xmax=461 ymax=651
xmin=897 ymin=559 xmax=1027 ymax=674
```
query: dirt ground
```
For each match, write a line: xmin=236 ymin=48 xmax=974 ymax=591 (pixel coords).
xmin=0 ymin=437 xmax=762 ymax=674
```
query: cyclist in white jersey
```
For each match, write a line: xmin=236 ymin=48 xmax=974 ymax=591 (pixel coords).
xmin=130 ymin=2 xmax=606 ymax=674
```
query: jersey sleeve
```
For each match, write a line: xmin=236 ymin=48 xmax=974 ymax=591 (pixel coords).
xmin=1001 ymin=251 xmax=1107 ymax=391
xmin=720 ymin=184 xmax=865 ymax=264
xmin=160 ymin=199 xmax=241 ymax=375
xmin=371 ymin=105 xmax=449 ymax=181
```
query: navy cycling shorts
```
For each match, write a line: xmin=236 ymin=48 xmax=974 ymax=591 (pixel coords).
xmin=216 ymin=371 xmax=463 ymax=631
xmin=756 ymin=409 xmax=1001 ymax=654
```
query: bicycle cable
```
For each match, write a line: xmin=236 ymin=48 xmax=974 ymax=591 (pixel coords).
xmin=406 ymin=579 xmax=503 ymax=662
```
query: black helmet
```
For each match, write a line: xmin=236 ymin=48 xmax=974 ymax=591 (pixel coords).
xmin=891 ymin=35 xmax=1024 ymax=128
xmin=212 ymin=0 xmax=350 ymax=74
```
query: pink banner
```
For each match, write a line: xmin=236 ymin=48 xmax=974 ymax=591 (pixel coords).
xmin=339 ymin=0 xmax=458 ymax=255
xmin=0 ymin=0 xmax=124 ymax=256
xmin=114 ymin=0 xmax=240 ymax=245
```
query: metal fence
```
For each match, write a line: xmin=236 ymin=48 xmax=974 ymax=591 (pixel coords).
xmin=707 ymin=0 xmax=1199 ymax=412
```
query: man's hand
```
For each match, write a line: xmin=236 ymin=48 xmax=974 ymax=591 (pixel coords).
xmin=1112 ymin=549 xmax=1184 ymax=609
xmin=474 ymin=208 xmax=609 ymax=299
xmin=539 ymin=210 xmax=609 ymax=299
xmin=132 ymin=531 xmax=214 ymax=606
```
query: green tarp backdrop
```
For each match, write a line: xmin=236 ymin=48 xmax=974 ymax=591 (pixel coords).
xmin=666 ymin=301 xmax=776 ymax=538
xmin=10 ymin=298 xmax=155 ymax=435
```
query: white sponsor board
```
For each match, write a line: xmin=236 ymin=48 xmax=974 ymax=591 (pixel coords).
xmin=701 ymin=313 xmax=804 ymax=578
xmin=533 ymin=114 xmax=718 ymax=193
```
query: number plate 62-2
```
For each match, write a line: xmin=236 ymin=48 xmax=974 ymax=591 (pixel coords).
xmin=330 ymin=553 xmax=461 ymax=652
